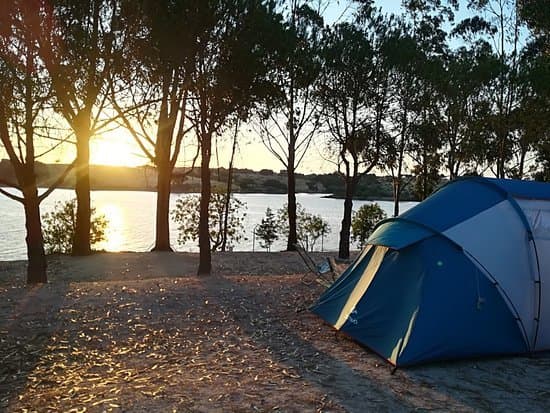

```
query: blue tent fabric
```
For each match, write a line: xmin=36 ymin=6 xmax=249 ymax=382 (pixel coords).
xmin=313 ymin=247 xmax=376 ymax=326
xmin=399 ymin=179 xmax=505 ymax=232
xmin=311 ymin=177 xmax=550 ymax=366
xmin=483 ymin=177 xmax=550 ymax=200
xmin=368 ymin=219 xmax=434 ymax=250
xmin=397 ymin=237 xmax=527 ymax=365
xmin=333 ymin=248 xmax=425 ymax=365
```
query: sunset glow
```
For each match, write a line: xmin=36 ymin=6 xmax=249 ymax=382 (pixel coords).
xmin=90 ymin=131 xmax=146 ymax=167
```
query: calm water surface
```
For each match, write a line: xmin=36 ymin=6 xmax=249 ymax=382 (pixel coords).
xmin=0 ymin=189 xmax=417 ymax=261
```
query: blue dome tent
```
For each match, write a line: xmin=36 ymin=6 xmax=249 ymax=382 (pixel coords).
xmin=311 ymin=177 xmax=550 ymax=366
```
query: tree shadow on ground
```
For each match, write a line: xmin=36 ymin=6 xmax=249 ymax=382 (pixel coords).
xmin=200 ymin=274 xmax=416 ymax=412
xmin=0 ymin=275 xmax=70 ymax=410
xmin=3 ymin=259 xmax=546 ymax=412
xmin=402 ymin=352 xmax=550 ymax=412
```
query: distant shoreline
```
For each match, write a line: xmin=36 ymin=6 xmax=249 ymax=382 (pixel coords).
xmin=0 ymin=184 xmax=419 ymax=202
xmin=0 ymin=160 xmax=420 ymax=201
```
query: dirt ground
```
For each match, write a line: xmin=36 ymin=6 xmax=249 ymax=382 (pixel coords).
xmin=1 ymin=252 xmax=549 ymax=412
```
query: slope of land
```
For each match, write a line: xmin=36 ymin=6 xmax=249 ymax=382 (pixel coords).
xmin=0 ymin=159 xmax=418 ymax=200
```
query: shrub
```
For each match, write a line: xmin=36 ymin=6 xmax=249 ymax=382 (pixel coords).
xmin=276 ymin=203 xmax=330 ymax=251
xmin=171 ymin=192 xmax=247 ymax=251
xmin=351 ymin=203 xmax=387 ymax=248
xmin=255 ymin=207 xmax=279 ymax=251
xmin=42 ymin=199 xmax=108 ymax=254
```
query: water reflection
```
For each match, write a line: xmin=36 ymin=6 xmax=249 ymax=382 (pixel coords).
xmin=0 ymin=189 xmax=416 ymax=260
xmin=96 ymin=203 xmax=124 ymax=252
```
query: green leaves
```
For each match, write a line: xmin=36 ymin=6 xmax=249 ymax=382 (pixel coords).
xmin=255 ymin=207 xmax=279 ymax=251
xmin=276 ymin=202 xmax=329 ymax=252
xmin=42 ymin=199 xmax=108 ymax=254
xmin=171 ymin=192 xmax=247 ymax=251
xmin=351 ymin=203 xmax=386 ymax=248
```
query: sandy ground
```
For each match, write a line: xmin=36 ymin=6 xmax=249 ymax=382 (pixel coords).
xmin=1 ymin=251 xmax=549 ymax=412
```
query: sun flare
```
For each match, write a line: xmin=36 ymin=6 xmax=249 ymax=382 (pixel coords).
xmin=90 ymin=131 xmax=146 ymax=167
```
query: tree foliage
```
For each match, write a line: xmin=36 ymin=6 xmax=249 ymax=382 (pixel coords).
xmin=351 ymin=203 xmax=387 ymax=248
xmin=257 ymin=0 xmax=324 ymax=252
xmin=276 ymin=202 xmax=330 ymax=251
xmin=38 ymin=0 xmax=125 ymax=255
xmin=171 ymin=193 xmax=247 ymax=252
xmin=185 ymin=0 xmax=286 ymax=274
xmin=0 ymin=1 xmax=75 ymax=283
xmin=109 ymin=0 xmax=200 ymax=252
xmin=316 ymin=14 xmax=392 ymax=258
xmin=255 ymin=207 xmax=279 ymax=251
xmin=42 ymin=199 xmax=107 ymax=255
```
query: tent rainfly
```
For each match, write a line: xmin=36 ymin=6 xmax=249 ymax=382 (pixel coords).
xmin=311 ymin=177 xmax=550 ymax=367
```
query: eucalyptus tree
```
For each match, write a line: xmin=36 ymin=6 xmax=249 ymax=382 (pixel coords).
xmin=256 ymin=0 xmax=323 ymax=252
xmin=517 ymin=0 xmax=550 ymax=44
xmin=383 ymin=27 xmax=426 ymax=216
xmin=434 ymin=43 xmax=499 ymax=179
xmin=37 ymin=0 xmax=124 ymax=255
xmin=0 ymin=1 xmax=74 ymax=283
xmin=516 ymin=2 xmax=550 ymax=179
xmin=454 ymin=0 xmax=525 ymax=178
xmin=513 ymin=38 xmax=550 ymax=178
xmin=384 ymin=0 xmax=456 ymax=215
xmin=110 ymin=0 xmax=199 ymax=251
xmin=315 ymin=17 xmax=391 ymax=259
xmin=186 ymin=0 xmax=285 ymax=275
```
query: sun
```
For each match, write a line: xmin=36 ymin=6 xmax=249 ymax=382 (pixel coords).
xmin=90 ymin=129 xmax=146 ymax=167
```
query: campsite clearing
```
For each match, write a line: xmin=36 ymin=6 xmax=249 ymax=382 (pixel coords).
xmin=1 ymin=252 xmax=549 ymax=412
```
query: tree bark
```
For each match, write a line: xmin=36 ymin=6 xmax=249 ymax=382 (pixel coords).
xmin=393 ymin=178 xmax=401 ymax=217
xmin=23 ymin=187 xmax=47 ymax=284
xmin=338 ymin=175 xmax=357 ymax=260
xmin=286 ymin=164 xmax=298 ymax=251
xmin=198 ymin=133 xmax=212 ymax=275
xmin=221 ymin=127 xmax=238 ymax=252
xmin=153 ymin=118 xmax=174 ymax=252
xmin=153 ymin=160 xmax=173 ymax=251
xmin=72 ymin=110 xmax=92 ymax=255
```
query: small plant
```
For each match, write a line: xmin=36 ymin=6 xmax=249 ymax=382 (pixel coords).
xmin=171 ymin=192 xmax=247 ymax=251
xmin=255 ymin=207 xmax=279 ymax=251
xmin=351 ymin=203 xmax=387 ymax=248
xmin=276 ymin=202 xmax=330 ymax=251
xmin=302 ymin=213 xmax=330 ymax=252
xmin=42 ymin=198 xmax=108 ymax=254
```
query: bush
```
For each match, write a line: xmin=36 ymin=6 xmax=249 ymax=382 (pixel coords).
xmin=42 ymin=199 xmax=108 ymax=254
xmin=276 ymin=203 xmax=330 ymax=251
xmin=255 ymin=207 xmax=279 ymax=251
xmin=351 ymin=203 xmax=387 ymax=248
xmin=171 ymin=192 xmax=247 ymax=251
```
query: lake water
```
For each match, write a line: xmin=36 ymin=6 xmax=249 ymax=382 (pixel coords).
xmin=0 ymin=189 xmax=417 ymax=261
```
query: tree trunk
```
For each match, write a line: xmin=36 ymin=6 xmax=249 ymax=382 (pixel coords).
xmin=198 ymin=133 xmax=212 ymax=275
xmin=72 ymin=111 xmax=92 ymax=255
xmin=286 ymin=164 xmax=298 ymax=251
xmin=23 ymin=188 xmax=47 ymax=284
xmin=221 ymin=127 xmax=238 ymax=252
xmin=393 ymin=135 xmax=406 ymax=217
xmin=338 ymin=176 xmax=356 ymax=260
xmin=518 ymin=146 xmax=527 ymax=179
xmin=393 ymin=180 xmax=400 ymax=217
xmin=153 ymin=160 xmax=173 ymax=251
